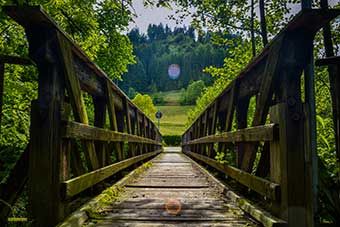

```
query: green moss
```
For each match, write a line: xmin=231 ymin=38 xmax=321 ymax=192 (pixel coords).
xmin=98 ymin=185 xmax=125 ymax=206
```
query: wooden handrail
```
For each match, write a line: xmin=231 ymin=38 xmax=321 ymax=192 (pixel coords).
xmin=181 ymin=124 xmax=278 ymax=146
xmin=181 ymin=8 xmax=340 ymax=227
xmin=1 ymin=6 xmax=163 ymax=227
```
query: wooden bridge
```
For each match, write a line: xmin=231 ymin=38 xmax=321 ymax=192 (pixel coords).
xmin=1 ymin=5 xmax=340 ymax=227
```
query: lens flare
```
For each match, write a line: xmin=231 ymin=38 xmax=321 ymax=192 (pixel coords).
xmin=168 ymin=64 xmax=181 ymax=80
xmin=164 ymin=199 xmax=182 ymax=215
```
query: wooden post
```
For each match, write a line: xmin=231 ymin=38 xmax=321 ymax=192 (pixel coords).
xmin=269 ymin=30 xmax=314 ymax=226
xmin=236 ymin=97 xmax=250 ymax=167
xmin=93 ymin=96 xmax=107 ymax=166
xmin=116 ymin=107 xmax=125 ymax=160
xmin=269 ymin=105 xmax=284 ymax=217
xmin=106 ymin=83 xmax=123 ymax=162
xmin=25 ymin=25 xmax=67 ymax=227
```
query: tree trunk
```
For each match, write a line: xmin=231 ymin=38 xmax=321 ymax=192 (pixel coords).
xmin=259 ymin=0 xmax=268 ymax=47
xmin=250 ymin=0 xmax=256 ymax=57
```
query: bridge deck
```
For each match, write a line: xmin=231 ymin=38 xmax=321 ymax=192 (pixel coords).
xmin=83 ymin=148 xmax=258 ymax=226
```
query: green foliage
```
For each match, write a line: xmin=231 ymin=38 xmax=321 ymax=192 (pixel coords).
xmin=179 ymin=80 xmax=205 ymax=105
xmin=0 ymin=0 xmax=135 ymax=180
xmin=186 ymin=38 xmax=252 ymax=125
xmin=132 ymin=94 xmax=156 ymax=119
xmin=119 ymin=24 xmax=227 ymax=93
xmin=151 ymin=92 xmax=165 ymax=105
xmin=127 ymin=87 xmax=138 ymax=99
xmin=162 ymin=135 xmax=181 ymax=146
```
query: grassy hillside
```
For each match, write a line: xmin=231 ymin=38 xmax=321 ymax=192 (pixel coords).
xmin=152 ymin=90 xmax=193 ymax=135
xmin=161 ymin=90 xmax=182 ymax=105
xmin=156 ymin=105 xmax=193 ymax=135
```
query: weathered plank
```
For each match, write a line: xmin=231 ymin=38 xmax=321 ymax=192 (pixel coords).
xmin=62 ymin=150 xmax=162 ymax=198
xmin=93 ymin=96 xmax=107 ymax=167
xmin=62 ymin=121 xmax=162 ymax=145
xmin=57 ymin=33 xmax=99 ymax=171
xmin=316 ymin=56 xmax=340 ymax=66
xmin=182 ymin=124 xmax=277 ymax=146
xmin=59 ymin=150 xmax=260 ymax=226
xmin=0 ymin=55 xmax=33 ymax=65
xmin=240 ymin=36 xmax=283 ymax=173
xmin=183 ymin=151 xmax=280 ymax=201
xmin=235 ymin=97 xmax=250 ymax=167
xmin=106 ymin=81 xmax=124 ymax=161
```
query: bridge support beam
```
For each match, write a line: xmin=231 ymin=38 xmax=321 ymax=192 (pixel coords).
xmin=27 ymin=27 xmax=67 ymax=226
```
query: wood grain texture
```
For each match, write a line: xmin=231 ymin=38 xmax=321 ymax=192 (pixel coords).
xmin=182 ymin=124 xmax=277 ymax=145
xmin=183 ymin=151 xmax=280 ymax=201
xmin=62 ymin=121 xmax=162 ymax=145
xmin=62 ymin=150 xmax=162 ymax=198
xmin=79 ymin=150 xmax=259 ymax=227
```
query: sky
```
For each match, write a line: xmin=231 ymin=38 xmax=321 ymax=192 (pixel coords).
xmin=128 ymin=0 xmax=192 ymax=33
xmin=128 ymin=0 xmax=340 ymax=34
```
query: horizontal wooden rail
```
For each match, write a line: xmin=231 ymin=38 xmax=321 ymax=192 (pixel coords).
xmin=184 ymin=151 xmax=280 ymax=201
xmin=0 ymin=55 xmax=33 ymax=65
xmin=182 ymin=124 xmax=278 ymax=146
xmin=62 ymin=121 xmax=162 ymax=145
xmin=315 ymin=56 xmax=340 ymax=66
xmin=62 ymin=150 xmax=162 ymax=198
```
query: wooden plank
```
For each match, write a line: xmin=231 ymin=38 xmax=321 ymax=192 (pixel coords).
xmin=208 ymin=102 xmax=218 ymax=158
xmin=315 ymin=56 xmax=340 ymax=66
xmin=0 ymin=55 xmax=33 ymax=65
xmin=116 ymin=108 xmax=126 ymax=161
xmin=183 ymin=151 xmax=280 ymax=201
xmin=182 ymin=124 xmax=277 ymax=146
xmin=62 ymin=121 xmax=162 ymax=145
xmin=93 ymin=96 xmax=107 ymax=167
xmin=240 ymin=37 xmax=283 ymax=172
xmin=57 ymin=33 xmax=99 ymax=171
xmin=62 ymin=150 xmax=162 ymax=198
xmin=235 ymin=97 xmax=250 ymax=167
xmin=0 ymin=145 xmax=29 ymax=223
xmin=225 ymin=81 xmax=238 ymax=132
xmin=106 ymin=81 xmax=124 ymax=162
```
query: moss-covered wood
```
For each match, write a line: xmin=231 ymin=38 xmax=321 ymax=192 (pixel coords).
xmin=184 ymin=150 xmax=280 ymax=201
xmin=62 ymin=150 xmax=162 ymax=198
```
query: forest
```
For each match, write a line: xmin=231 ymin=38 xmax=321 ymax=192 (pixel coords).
xmin=118 ymin=24 xmax=227 ymax=93
xmin=0 ymin=0 xmax=340 ymax=225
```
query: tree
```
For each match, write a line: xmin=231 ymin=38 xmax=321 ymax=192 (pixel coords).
xmin=180 ymin=80 xmax=205 ymax=105
xmin=132 ymin=94 xmax=157 ymax=119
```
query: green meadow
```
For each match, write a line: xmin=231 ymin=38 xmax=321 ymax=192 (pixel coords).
xmin=153 ymin=90 xmax=193 ymax=135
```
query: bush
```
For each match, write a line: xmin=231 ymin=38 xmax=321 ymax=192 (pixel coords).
xmin=162 ymin=135 xmax=182 ymax=146
xmin=127 ymin=87 xmax=137 ymax=99
xmin=179 ymin=80 xmax=205 ymax=105
xmin=152 ymin=92 xmax=165 ymax=105
xmin=132 ymin=94 xmax=157 ymax=119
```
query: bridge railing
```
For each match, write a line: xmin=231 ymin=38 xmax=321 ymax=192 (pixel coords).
xmin=182 ymin=9 xmax=340 ymax=227
xmin=0 ymin=6 xmax=162 ymax=227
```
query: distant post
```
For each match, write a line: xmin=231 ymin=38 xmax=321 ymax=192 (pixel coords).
xmin=155 ymin=110 xmax=162 ymax=129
